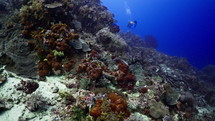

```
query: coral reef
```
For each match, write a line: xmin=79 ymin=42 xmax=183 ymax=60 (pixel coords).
xmin=0 ymin=0 xmax=215 ymax=121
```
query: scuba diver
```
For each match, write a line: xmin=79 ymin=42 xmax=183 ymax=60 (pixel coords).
xmin=127 ymin=20 xmax=137 ymax=30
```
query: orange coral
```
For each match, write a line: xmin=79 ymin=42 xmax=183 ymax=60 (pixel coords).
xmin=90 ymin=99 xmax=103 ymax=117
xmin=90 ymin=93 xmax=130 ymax=120
xmin=108 ymin=92 xmax=119 ymax=103
xmin=90 ymin=106 xmax=102 ymax=117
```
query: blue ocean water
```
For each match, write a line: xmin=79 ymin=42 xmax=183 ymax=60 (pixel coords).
xmin=102 ymin=0 xmax=215 ymax=69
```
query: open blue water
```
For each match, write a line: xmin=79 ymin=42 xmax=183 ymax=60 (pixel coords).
xmin=102 ymin=0 xmax=215 ymax=69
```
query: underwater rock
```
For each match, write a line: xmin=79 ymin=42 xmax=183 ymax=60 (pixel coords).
xmin=0 ymin=99 xmax=7 ymax=112
xmin=199 ymin=65 xmax=215 ymax=83
xmin=71 ymin=20 xmax=82 ymax=31
xmin=25 ymin=92 xmax=48 ymax=112
xmin=70 ymin=39 xmax=83 ymax=49
xmin=205 ymin=91 xmax=215 ymax=106
xmin=81 ymin=41 xmax=91 ymax=52
xmin=96 ymin=27 xmax=128 ymax=52
xmin=119 ymin=31 xmax=146 ymax=48
xmin=0 ymin=74 xmax=7 ymax=85
xmin=162 ymin=116 xmax=174 ymax=121
xmin=69 ymin=38 xmax=91 ymax=52
xmin=69 ymin=0 xmax=116 ymax=33
xmin=0 ymin=1 xmax=7 ymax=13
xmin=16 ymin=80 xmax=39 ymax=94
xmin=179 ymin=92 xmax=195 ymax=107
xmin=0 ymin=23 xmax=2 ymax=29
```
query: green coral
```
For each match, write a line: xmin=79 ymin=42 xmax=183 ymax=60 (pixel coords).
xmin=161 ymin=85 xmax=180 ymax=105
xmin=149 ymin=99 xmax=169 ymax=119
xmin=79 ymin=77 xmax=91 ymax=89
xmin=70 ymin=106 xmax=88 ymax=121
xmin=58 ymin=90 xmax=74 ymax=104
xmin=52 ymin=50 xmax=65 ymax=57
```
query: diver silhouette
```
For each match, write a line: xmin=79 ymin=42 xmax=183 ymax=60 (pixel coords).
xmin=127 ymin=20 xmax=137 ymax=30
